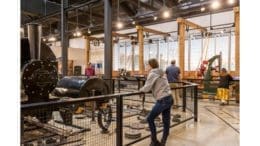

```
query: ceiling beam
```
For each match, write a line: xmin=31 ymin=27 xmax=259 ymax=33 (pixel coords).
xmin=136 ymin=25 xmax=170 ymax=37
xmin=177 ymin=17 xmax=207 ymax=32
xmin=112 ymin=32 xmax=137 ymax=40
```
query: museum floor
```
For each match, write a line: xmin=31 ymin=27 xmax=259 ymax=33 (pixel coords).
xmin=134 ymin=100 xmax=240 ymax=146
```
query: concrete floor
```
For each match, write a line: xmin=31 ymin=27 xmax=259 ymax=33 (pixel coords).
xmin=133 ymin=100 xmax=240 ymax=146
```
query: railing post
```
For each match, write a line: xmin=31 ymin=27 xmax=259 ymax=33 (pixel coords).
xmin=118 ymin=79 xmax=121 ymax=93
xmin=112 ymin=79 xmax=115 ymax=94
xmin=194 ymin=86 xmax=198 ymax=122
xmin=21 ymin=112 xmax=24 ymax=141
xmin=182 ymin=87 xmax=186 ymax=112
xmin=116 ymin=95 xmax=123 ymax=146
xmin=91 ymin=90 xmax=96 ymax=123
xmin=137 ymin=80 xmax=140 ymax=90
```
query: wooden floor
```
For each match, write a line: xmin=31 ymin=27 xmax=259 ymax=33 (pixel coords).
xmin=133 ymin=100 xmax=240 ymax=146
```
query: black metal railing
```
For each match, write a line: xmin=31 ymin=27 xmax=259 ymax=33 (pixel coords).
xmin=21 ymin=81 xmax=198 ymax=146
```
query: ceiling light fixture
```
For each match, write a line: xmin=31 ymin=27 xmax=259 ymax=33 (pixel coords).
xmin=163 ymin=10 xmax=170 ymax=18
xmin=153 ymin=16 xmax=158 ymax=21
xmin=73 ymin=9 xmax=82 ymax=37
xmin=88 ymin=28 xmax=91 ymax=34
xmin=201 ymin=7 xmax=205 ymax=12
xmin=116 ymin=0 xmax=123 ymax=29
xmin=48 ymin=35 xmax=56 ymax=42
xmin=161 ymin=0 xmax=170 ymax=18
xmin=73 ymin=27 xmax=82 ymax=37
xmin=116 ymin=21 xmax=123 ymax=29
xmin=211 ymin=1 xmax=220 ymax=9
xmin=132 ymin=21 xmax=136 ymax=25
xmin=228 ymin=0 xmax=235 ymax=5
xmin=48 ymin=23 xmax=56 ymax=42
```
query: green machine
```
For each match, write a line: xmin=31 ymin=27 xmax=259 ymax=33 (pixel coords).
xmin=202 ymin=54 xmax=222 ymax=97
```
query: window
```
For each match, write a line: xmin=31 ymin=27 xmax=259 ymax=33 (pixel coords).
xmin=112 ymin=32 xmax=236 ymax=73
xmin=125 ymin=42 xmax=132 ymax=71
xmin=113 ymin=43 xmax=119 ymax=71
xmin=168 ymin=41 xmax=178 ymax=66
xmin=149 ymin=42 xmax=158 ymax=59
xmin=190 ymin=38 xmax=202 ymax=70
xmin=159 ymin=41 xmax=168 ymax=70
xmin=134 ymin=44 xmax=139 ymax=71
xmin=216 ymin=35 xmax=229 ymax=69
xmin=185 ymin=40 xmax=189 ymax=71
xmin=230 ymin=32 xmax=235 ymax=71
xmin=119 ymin=42 xmax=126 ymax=69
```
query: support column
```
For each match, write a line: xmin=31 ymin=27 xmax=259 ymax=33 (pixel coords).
xmin=104 ymin=0 xmax=112 ymax=92
xmin=85 ymin=36 xmax=90 ymax=65
xmin=61 ymin=0 xmax=69 ymax=76
xmin=234 ymin=7 xmax=240 ymax=76
xmin=136 ymin=25 xmax=144 ymax=74
xmin=178 ymin=22 xmax=185 ymax=79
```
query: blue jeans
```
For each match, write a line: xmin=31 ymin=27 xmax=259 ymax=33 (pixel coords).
xmin=147 ymin=95 xmax=173 ymax=143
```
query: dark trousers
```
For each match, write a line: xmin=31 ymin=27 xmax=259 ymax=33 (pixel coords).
xmin=147 ymin=95 xmax=173 ymax=143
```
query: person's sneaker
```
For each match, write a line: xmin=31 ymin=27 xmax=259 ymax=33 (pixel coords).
xmin=160 ymin=139 xmax=166 ymax=146
xmin=150 ymin=140 xmax=161 ymax=146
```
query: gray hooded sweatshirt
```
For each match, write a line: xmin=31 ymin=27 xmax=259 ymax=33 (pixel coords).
xmin=140 ymin=68 xmax=172 ymax=100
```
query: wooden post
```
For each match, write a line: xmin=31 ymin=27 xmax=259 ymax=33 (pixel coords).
xmin=178 ymin=21 xmax=185 ymax=79
xmin=234 ymin=7 xmax=240 ymax=76
xmin=85 ymin=36 xmax=90 ymax=66
xmin=136 ymin=25 xmax=144 ymax=74
xmin=177 ymin=17 xmax=207 ymax=78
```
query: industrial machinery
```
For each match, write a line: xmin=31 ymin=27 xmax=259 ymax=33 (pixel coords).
xmin=21 ymin=23 xmax=59 ymax=124
xmin=21 ymin=24 xmax=113 ymax=145
xmin=202 ymin=54 xmax=221 ymax=96
xmin=53 ymin=76 xmax=112 ymax=132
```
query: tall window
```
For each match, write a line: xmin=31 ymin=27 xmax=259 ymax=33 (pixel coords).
xmin=168 ymin=41 xmax=178 ymax=66
xmin=159 ymin=40 xmax=168 ymax=70
xmin=112 ymin=32 xmax=236 ymax=73
xmin=205 ymin=37 xmax=216 ymax=60
xmin=144 ymin=43 xmax=149 ymax=68
xmin=119 ymin=42 xmax=126 ymax=69
xmin=113 ymin=43 xmax=119 ymax=71
xmin=185 ymin=40 xmax=189 ymax=71
xmin=149 ymin=42 xmax=158 ymax=59
xmin=125 ymin=42 xmax=132 ymax=71
xmin=89 ymin=42 xmax=104 ymax=74
xmin=216 ymin=35 xmax=229 ymax=69
xmin=134 ymin=44 xmax=139 ymax=71
xmin=230 ymin=32 xmax=235 ymax=71
xmin=190 ymin=38 xmax=202 ymax=70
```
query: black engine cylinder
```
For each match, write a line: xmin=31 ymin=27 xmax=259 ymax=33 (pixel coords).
xmin=53 ymin=76 xmax=110 ymax=98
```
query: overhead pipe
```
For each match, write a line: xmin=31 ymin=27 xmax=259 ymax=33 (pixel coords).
xmin=24 ymin=0 xmax=101 ymax=24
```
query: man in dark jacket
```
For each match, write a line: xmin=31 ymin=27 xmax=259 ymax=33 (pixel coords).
xmin=166 ymin=60 xmax=180 ymax=108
